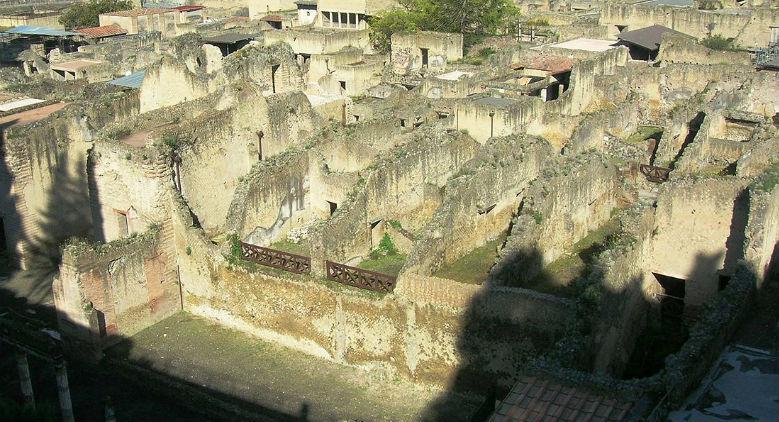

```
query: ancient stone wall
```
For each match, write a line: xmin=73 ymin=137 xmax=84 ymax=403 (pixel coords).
xmin=403 ymin=136 xmax=552 ymax=277
xmin=743 ymin=172 xmax=779 ymax=285
xmin=263 ymin=28 xmax=372 ymax=55
xmin=648 ymin=178 xmax=750 ymax=307
xmin=657 ymin=33 xmax=752 ymax=66
xmin=88 ymin=140 xmax=171 ymax=243
xmin=177 ymin=88 xmax=320 ymax=231
xmin=491 ymin=152 xmax=621 ymax=286
xmin=53 ymin=225 xmax=180 ymax=358
xmin=600 ymin=4 xmax=779 ymax=48
xmin=223 ymin=148 xmax=310 ymax=244
xmin=391 ymin=31 xmax=464 ymax=75
xmin=308 ymin=128 xmax=480 ymax=271
xmin=139 ymin=42 xmax=303 ymax=113
xmin=589 ymin=206 xmax=662 ymax=376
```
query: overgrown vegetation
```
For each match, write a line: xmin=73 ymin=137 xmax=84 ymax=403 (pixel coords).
xmin=59 ymin=0 xmax=132 ymax=29
xmin=358 ymin=234 xmax=406 ymax=276
xmin=701 ymin=35 xmax=735 ymax=51
xmin=434 ymin=236 xmax=505 ymax=284
xmin=524 ymin=17 xmax=550 ymax=26
xmin=368 ymin=0 xmax=521 ymax=51
xmin=625 ymin=126 xmax=663 ymax=144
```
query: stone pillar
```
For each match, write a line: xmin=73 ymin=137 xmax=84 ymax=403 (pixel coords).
xmin=16 ymin=352 xmax=35 ymax=409
xmin=55 ymin=361 xmax=75 ymax=422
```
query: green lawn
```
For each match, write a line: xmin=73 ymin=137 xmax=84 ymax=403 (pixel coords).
xmin=433 ymin=237 xmax=504 ymax=285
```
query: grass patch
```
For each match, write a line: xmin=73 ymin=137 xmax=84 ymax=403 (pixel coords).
xmin=357 ymin=253 xmax=407 ymax=277
xmin=433 ymin=236 xmax=505 ymax=284
xmin=625 ymin=126 xmax=663 ymax=144
xmin=268 ymin=239 xmax=309 ymax=256
xmin=356 ymin=234 xmax=406 ymax=276
xmin=523 ymin=213 xmax=622 ymax=297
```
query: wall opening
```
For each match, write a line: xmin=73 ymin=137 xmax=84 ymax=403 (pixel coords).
xmin=338 ymin=80 xmax=347 ymax=91
xmin=623 ymin=272 xmax=689 ymax=379
xmin=400 ymin=118 xmax=407 ymax=128
xmin=114 ymin=209 xmax=129 ymax=238
xmin=369 ymin=219 xmax=383 ymax=249
xmin=327 ymin=201 xmax=338 ymax=216
xmin=421 ymin=48 xmax=429 ymax=66
xmin=271 ymin=64 xmax=280 ymax=93
xmin=256 ymin=130 xmax=264 ymax=161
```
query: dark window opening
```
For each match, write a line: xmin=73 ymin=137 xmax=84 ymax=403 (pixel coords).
xmin=271 ymin=64 xmax=281 ymax=93
xmin=353 ymin=115 xmax=360 ymax=122
xmin=421 ymin=48 xmax=429 ymax=66
xmin=327 ymin=201 xmax=338 ymax=216
xmin=400 ymin=119 xmax=407 ymax=127
xmin=718 ymin=274 xmax=731 ymax=291
xmin=339 ymin=80 xmax=347 ymax=91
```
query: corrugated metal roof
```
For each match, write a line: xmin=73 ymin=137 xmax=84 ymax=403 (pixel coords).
xmin=617 ymin=25 xmax=691 ymax=51
xmin=108 ymin=70 xmax=146 ymax=89
xmin=5 ymin=25 xmax=80 ymax=37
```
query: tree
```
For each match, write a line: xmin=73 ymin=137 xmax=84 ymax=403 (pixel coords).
xmin=369 ymin=0 xmax=520 ymax=51
xmin=58 ymin=0 xmax=133 ymax=29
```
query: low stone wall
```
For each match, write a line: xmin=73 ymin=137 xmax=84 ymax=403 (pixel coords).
xmin=600 ymin=3 xmax=779 ymax=49
xmin=657 ymin=34 xmax=752 ymax=66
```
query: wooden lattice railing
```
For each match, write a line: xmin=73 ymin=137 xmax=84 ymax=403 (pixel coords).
xmin=325 ymin=261 xmax=396 ymax=293
xmin=240 ymin=242 xmax=311 ymax=274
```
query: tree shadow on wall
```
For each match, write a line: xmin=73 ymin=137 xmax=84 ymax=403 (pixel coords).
xmin=419 ymin=246 xmax=593 ymax=422
xmin=418 ymin=242 xmax=751 ymax=420
xmin=8 ymin=152 xmax=93 ymax=308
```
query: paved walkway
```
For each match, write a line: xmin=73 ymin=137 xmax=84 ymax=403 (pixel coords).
xmin=107 ymin=312 xmax=481 ymax=422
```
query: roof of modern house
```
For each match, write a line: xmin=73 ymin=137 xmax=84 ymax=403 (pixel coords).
xmin=108 ymin=70 xmax=146 ymax=89
xmin=489 ymin=376 xmax=635 ymax=422
xmin=512 ymin=56 xmax=575 ymax=74
xmin=617 ymin=24 xmax=690 ymax=51
xmin=173 ymin=5 xmax=205 ymax=12
xmin=101 ymin=8 xmax=173 ymax=17
xmin=75 ymin=24 xmax=127 ymax=38
xmin=4 ymin=25 xmax=79 ymax=37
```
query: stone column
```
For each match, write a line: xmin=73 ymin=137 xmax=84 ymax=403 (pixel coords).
xmin=55 ymin=361 xmax=75 ymax=422
xmin=16 ymin=352 xmax=35 ymax=409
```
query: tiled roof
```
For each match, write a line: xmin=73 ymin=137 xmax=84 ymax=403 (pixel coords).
xmin=261 ymin=14 xmax=284 ymax=22
xmin=490 ymin=376 xmax=634 ymax=422
xmin=102 ymin=8 xmax=173 ymax=17
xmin=75 ymin=24 xmax=127 ymax=38
xmin=512 ymin=56 xmax=575 ymax=74
xmin=173 ymin=5 xmax=204 ymax=12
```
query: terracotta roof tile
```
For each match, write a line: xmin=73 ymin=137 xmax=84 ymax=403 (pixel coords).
xmin=173 ymin=5 xmax=205 ymax=12
xmin=512 ymin=56 xmax=575 ymax=74
xmin=75 ymin=24 xmax=127 ymax=38
xmin=489 ymin=376 xmax=635 ymax=422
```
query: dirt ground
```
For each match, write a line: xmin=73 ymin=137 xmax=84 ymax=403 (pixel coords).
xmin=0 ymin=102 xmax=68 ymax=128
xmin=107 ymin=312 xmax=482 ymax=422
